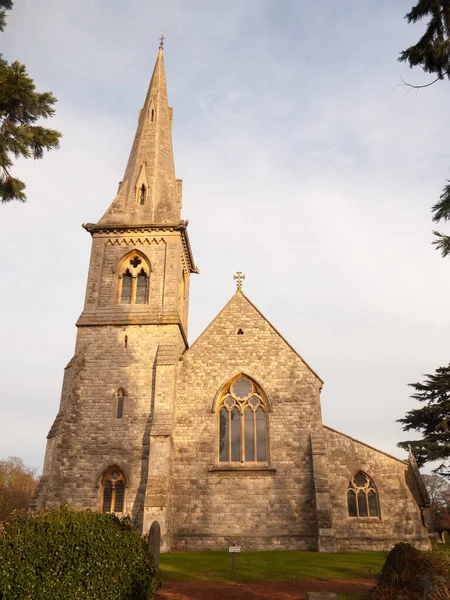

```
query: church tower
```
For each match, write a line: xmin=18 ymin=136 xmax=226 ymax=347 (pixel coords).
xmin=34 ymin=44 xmax=197 ymax=545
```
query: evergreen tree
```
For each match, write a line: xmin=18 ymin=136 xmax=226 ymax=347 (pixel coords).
xmin=398 ymin=365 xmax=450 ymax=478
xmin=399 ymin=1 xmax=450 ymax=257
xmin=0 ymin=1 xmax=61 ymax=203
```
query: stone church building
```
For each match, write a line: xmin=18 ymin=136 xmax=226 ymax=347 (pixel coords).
xmin=34 ymin=46 xmax=433 ymax=552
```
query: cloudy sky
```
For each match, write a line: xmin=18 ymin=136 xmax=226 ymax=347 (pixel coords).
xmin=1 ymin=0 xmax=450 ymax=472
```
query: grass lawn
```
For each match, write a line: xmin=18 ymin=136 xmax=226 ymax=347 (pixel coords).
xmin=160 ymin=550 xmax=387 ymax=582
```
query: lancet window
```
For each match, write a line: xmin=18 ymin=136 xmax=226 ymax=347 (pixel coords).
xmin=347 ymin=471 xmax=380 ymax=518
xmin=115 ymin=388 xmax=126 ymax=419
xmin=101 ymin=467 xmax=126 ymax=514
xmin=116 ymin=253 xmax=150 ymax=305
xmin=139 ymin=183 xmax=146 ymax=205
xmin=218 ymin=375 xmax=268 ymax=464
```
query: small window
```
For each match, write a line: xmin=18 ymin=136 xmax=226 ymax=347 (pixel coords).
xmin=120 ymin=271 xmax=133 ymax=304
xmin=151 ymin=109 xmax=155 ymax=121
xmin=139 ymin=184 xmax=146 ymax=205
xmin=135 ymin=270 xmax=148 ymax=304
xmin=217 ymin=375 xmax=268 ymax=464
xmin=101 ymin=467 xmax=126 ymax=514
xmin=347 ymin=471 xmax=380 ymax=518
xmin=116 ymin=389 xmax=125 ymax=419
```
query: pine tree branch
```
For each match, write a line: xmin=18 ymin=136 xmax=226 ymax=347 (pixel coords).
xmin=395 ymin=75 xmax=441 ymax=89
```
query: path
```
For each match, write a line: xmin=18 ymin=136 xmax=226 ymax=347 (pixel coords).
xmin=156 ymin=579 xmax=373 ymax=600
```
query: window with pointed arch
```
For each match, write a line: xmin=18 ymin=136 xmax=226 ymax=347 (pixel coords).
xmin=218 ymin=375 xmax=268 ymax=464
xmin=101 ymin=467 xmax=126 ymax=514
xmin=115 ymin=388 xmax=126 ymax=419
xmin=116 ymin=253 xmax=150 ymax=305
xmin=347 ymin=471 xmax=380 ymax=518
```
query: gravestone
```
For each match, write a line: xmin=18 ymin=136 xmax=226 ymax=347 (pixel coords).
xmin=442 ymin=530 xmax=450 ymax=544
xmin=148 ymin=520 xmax=161 ymax=568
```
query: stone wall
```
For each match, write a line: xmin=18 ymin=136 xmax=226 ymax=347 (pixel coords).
xmin=322 ymin=426 xmax=431 ymax=551
xmin=171 ymin=291 xmax=323 ymax=551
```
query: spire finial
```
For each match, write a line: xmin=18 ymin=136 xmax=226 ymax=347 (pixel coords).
xmin=233 ymin=271 xmax=245 ymax=291
xmin=159 ymin=32 xmax=166 ymax=49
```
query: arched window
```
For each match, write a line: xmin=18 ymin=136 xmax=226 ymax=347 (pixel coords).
xmin=101 ymin=467 xmax=126 ymax=514
xmin=116 ymin=388 xmax=126 ymax=419
xmin=116 ymin=253 xmax=150 ymax=305
xmin=347 ymin=471 xmax=380 ymax=518
xmin=218 ymin=375 xmax=268 ymax=464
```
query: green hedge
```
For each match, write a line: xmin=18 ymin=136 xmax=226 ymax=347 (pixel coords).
xmin=0 ymin=507 xmax=161 ymax=600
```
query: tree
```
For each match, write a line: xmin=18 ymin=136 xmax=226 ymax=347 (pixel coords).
xmin=0 ymin=456 xmax=38 ymax=521
xmin=398 ymin=365 xmax=450 ymax=478
xmin=399 ymin=1 xmax=450 ymax=257
xmin=0 ymin=1 xmax=61 ymax=203
xmin=422 ymin=474 xmax=450 ymax=529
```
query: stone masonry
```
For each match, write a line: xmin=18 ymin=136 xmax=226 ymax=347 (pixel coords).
xmin=34 ymin=45 xmax=432 ymax=552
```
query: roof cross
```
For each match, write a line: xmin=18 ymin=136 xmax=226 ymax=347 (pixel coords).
xmin=159 ymin=32 xmax=166 ymax=49
xmin=233 ymin=271 xmax=245 ymax=291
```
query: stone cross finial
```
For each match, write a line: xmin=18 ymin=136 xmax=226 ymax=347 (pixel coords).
xmin=159 ymin=32 xmax=166 ymax=48
xmin=233 ymin=271 xmax=245 ymax=291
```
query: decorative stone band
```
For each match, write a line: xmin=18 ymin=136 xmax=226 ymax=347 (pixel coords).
xmin=82 ymin=220 xmax=199 ymax=274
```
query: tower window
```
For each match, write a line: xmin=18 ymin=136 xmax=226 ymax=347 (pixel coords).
xmin=120 ymin=270 xmax=133 ymax=304
xmin=116 ymin=253 xmax=150 ymax=305
xmin=347 ymin=471 xmax=380 ymax=518
xmin=151 ymin=108 xmax=155 ymax=121
xmin=116 ymin=389 xmax=125 ymax=419
xmin=101 ymin=467 xmax=126 ymax=514
xmin=139 ymin=184 xmax=146 ymax=205
xmin=218 ymin=375 xmax=268 ymax=464
xmin=135 ymin=270 xmax=149 ymax=304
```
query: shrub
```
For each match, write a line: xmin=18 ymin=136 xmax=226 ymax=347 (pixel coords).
xmin=0 ymin=506 xmax=161 ymax=600
xmin=367 ymin=542 xmax=450 ymax=600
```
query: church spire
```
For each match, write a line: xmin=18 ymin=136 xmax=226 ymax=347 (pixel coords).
xmin=98 ymin=44 xmax=182 ymax=225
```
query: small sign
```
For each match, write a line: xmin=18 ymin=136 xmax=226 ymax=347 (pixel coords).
xmin=229 ymin=545 xmax=241 ymax=553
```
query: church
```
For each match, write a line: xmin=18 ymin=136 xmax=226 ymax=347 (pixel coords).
xmin=34 ymin=44 xmax=433 ymax=552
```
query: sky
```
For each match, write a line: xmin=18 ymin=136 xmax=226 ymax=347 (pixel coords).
xmin=1 ymin=0 xmax=450 ymax=472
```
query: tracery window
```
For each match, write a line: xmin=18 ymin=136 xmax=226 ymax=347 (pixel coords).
xmin=218 ymin=375 xmax=268 ymax=464
xmin=101 ymin=467 xmax=126 ymax=514
xmin=347 ymin=471 xmax=380 ymax=518
xmin=116 ymin=253 xmax=150 ymax=305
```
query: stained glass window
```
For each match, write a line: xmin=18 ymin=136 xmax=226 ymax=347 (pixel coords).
xmin=217 ymin=375 xmax=268 ymax=464
xmin=347 ymin=471 xmax=379 ymax=518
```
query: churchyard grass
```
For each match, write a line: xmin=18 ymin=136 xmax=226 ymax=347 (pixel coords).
xmin=160 ymin=550 xmax=386 ymax=582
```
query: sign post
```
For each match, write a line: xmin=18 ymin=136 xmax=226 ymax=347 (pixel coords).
xmin=228 ymin=545 xmax=241 ymax=571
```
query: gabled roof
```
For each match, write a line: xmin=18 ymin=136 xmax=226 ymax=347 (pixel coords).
xmin=184 ymin=290 xmax=323 ymax=383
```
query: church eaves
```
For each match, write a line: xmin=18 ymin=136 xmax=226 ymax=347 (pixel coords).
xmin=97 ymin=46 xmax=182 ymax=226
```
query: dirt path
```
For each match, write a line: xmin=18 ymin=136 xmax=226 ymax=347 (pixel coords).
xmin=156 ymin=579 xmax=374 ymax=600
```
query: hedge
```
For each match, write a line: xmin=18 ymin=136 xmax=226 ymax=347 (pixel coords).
xmin=0 ymin=506 xmax=161 ymax=600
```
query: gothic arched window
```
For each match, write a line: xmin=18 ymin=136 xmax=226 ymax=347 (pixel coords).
xmin=347 ymin=471 xmax=380 ymax=518
xmin=101 ymin=467 xmax=126 ymax=514
xmin=116 ymin=253 xmax=150 ymax=305
xmin=218 ymin=375 xmax=268 ymax=464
